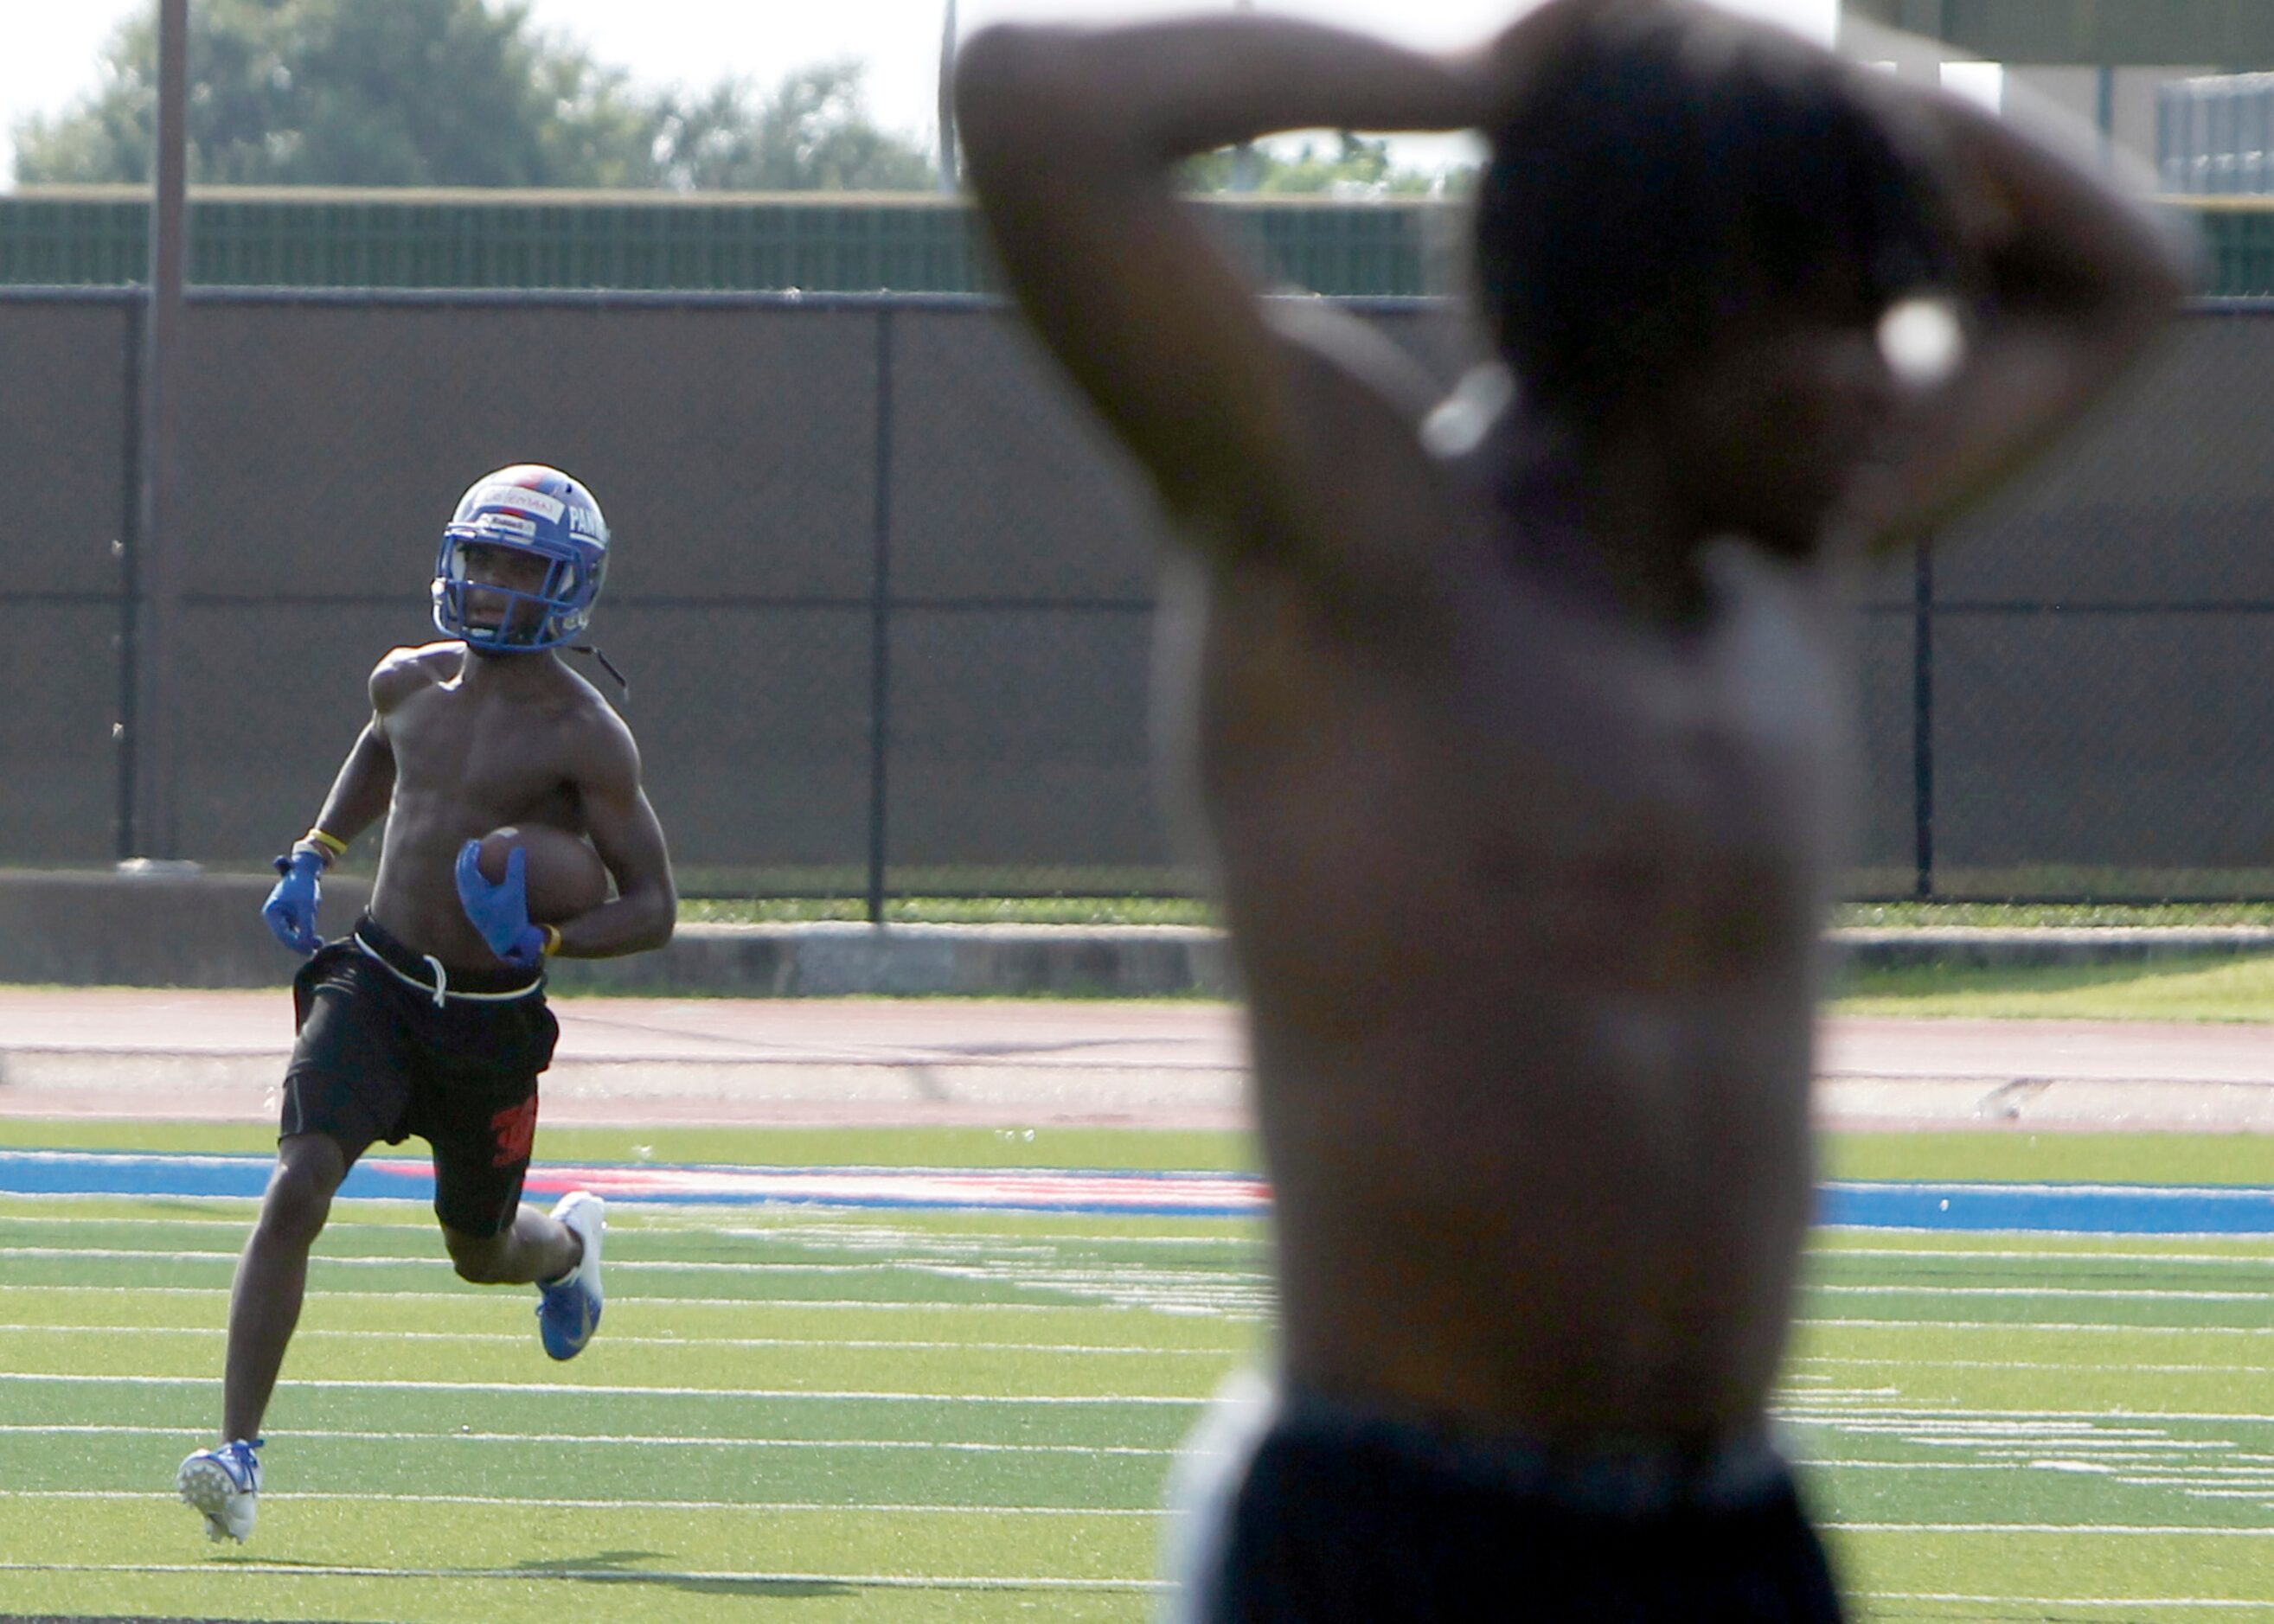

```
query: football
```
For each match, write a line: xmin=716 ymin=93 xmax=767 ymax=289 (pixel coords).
xmin=474 ymin=823 xmax=610 ymax=924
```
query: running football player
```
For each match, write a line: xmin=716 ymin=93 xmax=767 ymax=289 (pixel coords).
xmin=177 ymin=465 xmax=677 ymax=1544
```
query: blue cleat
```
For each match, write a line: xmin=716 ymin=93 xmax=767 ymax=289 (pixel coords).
xmin=177 ymin=1437 xmax=262 ymax=1543
xmin=536 ymin=1191 xmax=604 ymax=1360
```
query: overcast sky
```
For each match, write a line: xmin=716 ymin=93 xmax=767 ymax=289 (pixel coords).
xmin=0 ymin=0 xmax=1890 ymax=184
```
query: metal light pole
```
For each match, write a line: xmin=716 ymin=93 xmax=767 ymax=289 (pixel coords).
xmin=937 ymin=0 xmax=959 ymax=191
xmin=133 ymin=0 xmax=192 ymax=863
xmin=1231 ymin=0 xmax=1259 ymax=192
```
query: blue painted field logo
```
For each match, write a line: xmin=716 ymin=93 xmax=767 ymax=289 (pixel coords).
xmin=0 ymin=1152 xmax=2270 ymax=1231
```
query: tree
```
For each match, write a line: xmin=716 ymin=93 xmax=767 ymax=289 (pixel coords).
xmin=1184 ymin=134 xmax=1464 ymax=198
xmin=12 ymin=0 xmax=665 ymax=188
xmin=650 ymin=62 xmax=935 ymax=192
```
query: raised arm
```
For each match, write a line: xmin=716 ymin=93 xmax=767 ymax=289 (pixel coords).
xmin=1854 ymin=76 xmax=2197 ymax=546
xmin=952 ymin=13 xmax=1492 ymax=550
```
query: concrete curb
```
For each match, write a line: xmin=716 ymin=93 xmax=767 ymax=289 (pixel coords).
xmin=4 ymin=871 xmax=2273 ymax=994
xmin=545 ymin=921 xmax=1240 ymax=998
xmin=1835 ymin=926 xmax=2274 ymax=969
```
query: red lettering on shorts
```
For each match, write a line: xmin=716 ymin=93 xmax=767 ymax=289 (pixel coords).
xmin=490 ymin=1096 xmax=539 ymax=1168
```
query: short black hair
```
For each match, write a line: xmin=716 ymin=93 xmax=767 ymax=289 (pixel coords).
xmin=1472 ymin=10 xmax=1961 ymax=427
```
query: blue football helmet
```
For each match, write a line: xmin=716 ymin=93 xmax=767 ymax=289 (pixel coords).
xmin=432 ymin=464 xmax=610 ymax=652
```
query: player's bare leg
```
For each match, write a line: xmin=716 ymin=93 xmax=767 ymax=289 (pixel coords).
xmin=445 ymin=1192 xmax=606 ymax=1362
xmin=224 ymin=1132 xmax=352 ymax=1443
xmin=441 ymin=1204 xmax=581 ymax=1287
xmin=181 ymin=1130 xmax=354 ymax=1541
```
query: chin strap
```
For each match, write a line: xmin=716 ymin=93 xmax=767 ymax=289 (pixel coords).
xmin=569 ymin=644 xmax=629 ymax=699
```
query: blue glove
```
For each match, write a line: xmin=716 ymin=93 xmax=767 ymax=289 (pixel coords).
xmin=262 ymin=847 xmax=324 ymax=955
xmin=455 ymin=840 xmax=547 ymax=970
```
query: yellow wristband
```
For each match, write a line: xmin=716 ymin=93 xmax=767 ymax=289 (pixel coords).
xmin=303 ymin=828 xmax=348 ymax=861
xmin=540 ymin=924 xmax=563 ymax=957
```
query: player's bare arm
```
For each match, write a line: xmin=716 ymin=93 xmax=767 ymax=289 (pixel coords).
xmin=1844 ymin=59 xmax=2195 ymax=544
xmin=554 ymin=704 xmax=675 ymax=959
xmin=255 ymin=646 xmax=442 ymax=953
xmin=953 ymin=13 xmax=1493 ymax=560
xmin=302 ymin=644 xmax=459 ymax=847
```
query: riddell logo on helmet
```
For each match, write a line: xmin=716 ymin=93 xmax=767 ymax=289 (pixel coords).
xmin=471 ymin=486 xmax=567 ymax=523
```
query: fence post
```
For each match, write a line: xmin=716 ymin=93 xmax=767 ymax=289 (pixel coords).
xmin=113 ymin=297 xmax=144 ymax=861
xmin=1912 ymin=538 xmax=1935 ymax=900
xmin=866 ymin=305 xmax=896 ymax=924
xmin=135 ymin=0 xmax=191 ymax=860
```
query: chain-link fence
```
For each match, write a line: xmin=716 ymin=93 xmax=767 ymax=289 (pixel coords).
xmin=1853 ymin=304 xmax=2274 ymax=899
xmin=3 ymin=288 xmax=2271 ymax=905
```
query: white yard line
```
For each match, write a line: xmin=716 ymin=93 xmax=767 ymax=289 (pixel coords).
xmin=0 ymin=1212 xmax=1264 ymax=1249
xmin=0 ymin=1323 xmax=1239 ymax=1355
xmin=0 ymin=1285 xmax=1161 ymax=1311
xmin=4 ymin=1489 xmax=2267 ymax=1535
xmin=1809 ymin=1284 xmax=2274 ymax=1301
xmin=0 ymin=1244 xmax=1265 ymax=1281
xmin=1790 ymin=1355 xmax=2271 ymax=1376
xmin=1826 ymin=1523 xmax=2274 ymax=1536
xmin=0 ymin=1488 xmax=1157 ymax=1515
xmin=0 ymin=1371 xmax=1204 ymax=1403
xmin=0 ymin=1423 xmax=1179 ymax=1454
xmin=0 ymin=1561 xmax=1167 ymax=1591
xmin=1810 ymin=1246 xmax=2274 ymax=1266
xmin=1801 ymin=1317 xmax=2274 ymax=1335
xmin=1870 ymin=1596 xmax=2274 ymax=1613
xmin=1778 ymin=1406 xmax=2274 ymax=1426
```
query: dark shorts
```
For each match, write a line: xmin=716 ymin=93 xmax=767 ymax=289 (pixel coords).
xmin=1172 ymin=1378 xmax=1843 ymax=1624
xmin=281 ymin=915 xmax=560 ymax=1237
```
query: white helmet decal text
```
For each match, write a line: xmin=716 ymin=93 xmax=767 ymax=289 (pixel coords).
xmin=469 ymin=484 xmax=567 ymax=523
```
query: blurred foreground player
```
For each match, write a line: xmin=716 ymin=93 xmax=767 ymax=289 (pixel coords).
xmin=177 ymin=465 xmax=676 ymax=1542
xmin=956 ymin=0 xmax=2188 ymax=1616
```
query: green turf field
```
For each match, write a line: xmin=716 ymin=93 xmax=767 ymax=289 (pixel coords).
xmin=1835 ymin=953 xmax=2274 ymax=1022
xmin=0 ymin=1122 xmax=2268 ymax=1622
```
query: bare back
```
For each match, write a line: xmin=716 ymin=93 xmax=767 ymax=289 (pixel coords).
xmin=362 ymin=643 xmax=656 ymax=969
xmin=1176 ymin=335 xmax=1854 ymax=1443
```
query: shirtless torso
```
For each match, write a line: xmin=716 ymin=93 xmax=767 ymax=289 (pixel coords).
xmin=1184 ymin=340 xmax=1847 ymax=1442
xmin=958 ymin=3 xmax=2183 ymax=1471
xmin=357 ymin=640 xmax=670 ymax=971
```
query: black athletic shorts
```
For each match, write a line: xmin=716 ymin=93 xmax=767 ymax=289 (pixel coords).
xmin=1185 ymin=1383 xmax=1844 ymax=1624
xmin=280 ymin=915 xmax=560 ymax=1237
